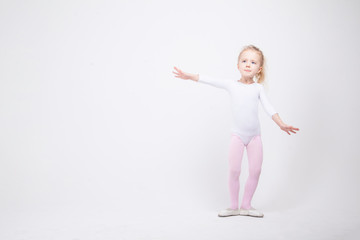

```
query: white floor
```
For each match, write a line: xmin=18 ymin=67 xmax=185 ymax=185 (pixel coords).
xmin=2 ymin=201 xmax=359 ymax=240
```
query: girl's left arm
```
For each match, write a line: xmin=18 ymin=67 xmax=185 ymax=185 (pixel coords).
xmin=259 ymin=85 xmax=299 ymax=135
xmin=272 ymin=113 xmax=300 ymax=135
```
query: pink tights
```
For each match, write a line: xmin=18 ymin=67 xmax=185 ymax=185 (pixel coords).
xmin=228 ymin=134 xmax=263 ymax=210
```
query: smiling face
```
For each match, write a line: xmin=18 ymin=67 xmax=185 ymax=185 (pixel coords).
xmin=237 ymin=50 xmax=263 ymax=79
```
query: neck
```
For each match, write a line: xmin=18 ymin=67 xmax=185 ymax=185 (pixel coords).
xmin=239 ymin=76 xmax=255 ymax=84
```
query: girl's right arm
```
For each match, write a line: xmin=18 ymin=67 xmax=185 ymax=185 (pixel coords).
xmin=173 ymin=66 xmax=231 ymax=91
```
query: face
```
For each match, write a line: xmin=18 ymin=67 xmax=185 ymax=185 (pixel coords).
xmin=237 ymin=50 xmax=262 ymax=79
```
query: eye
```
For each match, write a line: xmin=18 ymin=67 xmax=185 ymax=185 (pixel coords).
xmin=242 ymin=60 xmax=246 ymax=63
xmin=252 ymin=61 xmax=256 ymax=64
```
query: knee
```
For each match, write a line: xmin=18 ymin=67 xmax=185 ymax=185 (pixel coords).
xmin=250 ymin=167 xmax=262 ymax=178
xmin=229 ymin=170 xmax=241 ymax=179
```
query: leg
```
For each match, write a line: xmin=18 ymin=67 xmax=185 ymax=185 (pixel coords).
xmin=241 ymin=135 xmax=263 ymax=210
xmin=228 ymin=134 xmax=245 ymax=210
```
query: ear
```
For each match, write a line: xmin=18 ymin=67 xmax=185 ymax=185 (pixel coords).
xmin=258 ymin=67 xmax=263 ymax=74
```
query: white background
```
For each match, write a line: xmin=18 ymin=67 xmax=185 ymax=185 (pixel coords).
xmin=1 ymin=0 xmax=359 ymax=239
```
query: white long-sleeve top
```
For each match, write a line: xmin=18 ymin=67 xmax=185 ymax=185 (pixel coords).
xmin=198 ymin=74 xmax=278 ymax=145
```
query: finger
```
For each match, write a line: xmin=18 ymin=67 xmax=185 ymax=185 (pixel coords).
xmin=174 ymin=67 xmax=182 ymax=73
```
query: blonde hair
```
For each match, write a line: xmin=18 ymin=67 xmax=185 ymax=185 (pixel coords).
xmin=237 ymin=45 xmax=266 ymax=84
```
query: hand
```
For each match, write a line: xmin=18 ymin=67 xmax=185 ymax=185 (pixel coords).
xmin=172 ymin=66 xmax=198 ymax=81
xmin=280 ymin=124 xmax=300 ymax=135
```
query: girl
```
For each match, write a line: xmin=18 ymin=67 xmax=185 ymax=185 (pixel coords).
xmin=172 ymin=45 xmax=299 ymax=218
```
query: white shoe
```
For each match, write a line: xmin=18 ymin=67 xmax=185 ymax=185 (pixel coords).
xmin=239 ymin=207 xmax=264 ymax=218
xmin=218 ymin=208 xmax=240 ymax=217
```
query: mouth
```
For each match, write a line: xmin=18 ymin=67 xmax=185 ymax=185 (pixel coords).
xmin=244 ymin=69 xmax=251 ymax=72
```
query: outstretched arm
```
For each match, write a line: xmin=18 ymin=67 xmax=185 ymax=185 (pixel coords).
xmin=173 ymin=66 xmax=199 ymax=81
xmin=272 ymin=113 xmax=300 ymax=135
xmin=173 ymin=66 xmax=231 ymax=90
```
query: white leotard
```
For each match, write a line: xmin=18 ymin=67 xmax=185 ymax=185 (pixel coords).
xmin=198 ymin=74 xmax=278 ymax=145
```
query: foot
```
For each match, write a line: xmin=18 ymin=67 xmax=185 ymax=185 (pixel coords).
xmin=239 ymin=207 xmax=264 ymax=218
xmin=218 ymin=208 xmax=240 ymax=217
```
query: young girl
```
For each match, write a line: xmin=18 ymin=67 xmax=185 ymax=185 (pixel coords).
xmin=172 ymin=45 xmax=299 ymax=218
